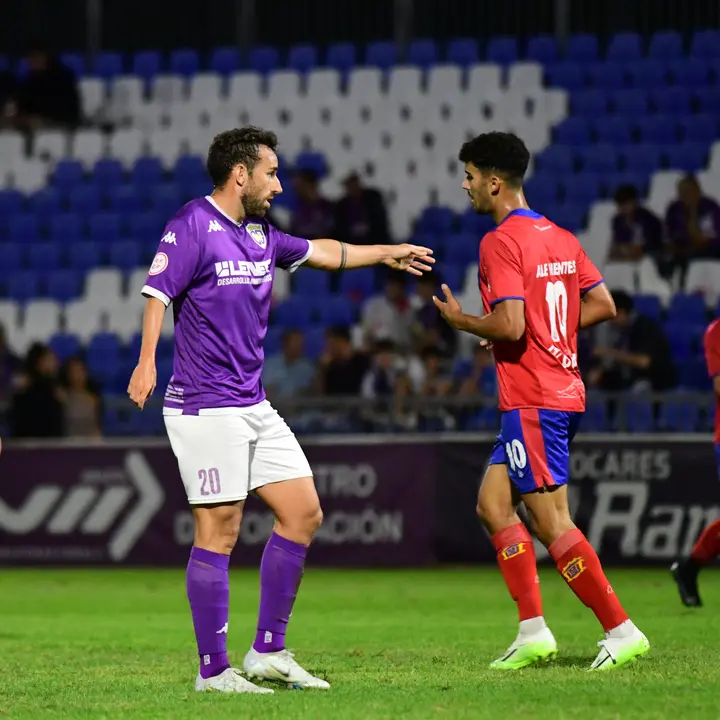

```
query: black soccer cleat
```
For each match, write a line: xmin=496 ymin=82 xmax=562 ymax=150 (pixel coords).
xmin=670 ymin=558 xmax=702 ymax=607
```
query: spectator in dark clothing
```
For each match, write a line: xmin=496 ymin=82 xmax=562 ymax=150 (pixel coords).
xmin=289 ymin=169 xmax=336 ymax=240
xmin=588 ymin=290 xmax=676 ymax=392
xmin=12 ymin=48 xmax=81 ymax=130
xmin=10 ymin=343 xmax=64 ymax=438
xmin=609 ymin=185 xmax=663 ymax=261
xmin=411 ymin=273 xmax=458 ymax=358
xmin=665 ymin=175 xmax=720 ymax=261
xmin=0 ymin=324 xmax=20 ymax=407
xmin=334 ymin=171 xmax=391 ymax=246
xmin=317 ymin=325 xmax=369 ymax=396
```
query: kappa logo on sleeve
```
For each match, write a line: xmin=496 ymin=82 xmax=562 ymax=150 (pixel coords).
xmin=149 ymin=252 xmax=169 ymax=275
xmin=161 ymin=231 xmax=176 ymax=245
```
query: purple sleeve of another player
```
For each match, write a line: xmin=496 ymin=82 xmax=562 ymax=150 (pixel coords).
xmin=273 ymin=226 xmax=313 ymax=273
xmin=141 ymin=216 xmax=200 ymax=306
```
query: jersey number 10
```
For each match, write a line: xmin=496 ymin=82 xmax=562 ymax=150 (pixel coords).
xmin=545 ymin=280 xmax=568 ymax=342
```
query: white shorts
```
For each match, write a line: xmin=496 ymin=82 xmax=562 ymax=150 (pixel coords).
xmin=164 ymin=400 xmax=313 ymax=504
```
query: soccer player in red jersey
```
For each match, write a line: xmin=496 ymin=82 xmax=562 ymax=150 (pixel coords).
xmin=671 ymin=318 xmax=720 ymax=606
xmin=434 ymin=132 xmax=650 ymax=671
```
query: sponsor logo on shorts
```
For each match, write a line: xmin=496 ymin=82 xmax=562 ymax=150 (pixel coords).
xmin=561 ymin=556 xmax=586 ymax=582
xmin=501 ymin=542 xmax=527 ymax=560
xmin=215 ymin=259 xmax=272 ymax=286
xmin=149 ymin=252 xmax=169 ymax=275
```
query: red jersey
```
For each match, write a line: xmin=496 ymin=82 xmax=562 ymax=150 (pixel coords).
xmin=703 ymin=319 xmax=720 ymax=443
xmin=478 ymin=209 xmax=603 ymax=412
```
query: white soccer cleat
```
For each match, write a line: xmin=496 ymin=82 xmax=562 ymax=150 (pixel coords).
xmin=243 ymin=647 xmax=330 ymax=689
xmin=490 ymin=626 xmax=558 ymax=670
xmin=589 ymin=624 xmax=650 ymax=671
xmin=195 ymin=667 xmax=274 ymax=694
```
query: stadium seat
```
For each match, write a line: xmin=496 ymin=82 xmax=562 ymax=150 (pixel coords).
xmin=0 ymin=244 xmax=21 ymax=272
xmin=628 ymin=60 xmax=666 ymax=90
xmin=524 ymin=175 xmax=561 ymax=206
xmin=566 ymin=34 xmax=600 ymax=64
xmin=326 ymin=43 xmax=357 ymax=72
xmin=572 ymin=90 xmax=608 ymax=118
xmin=638 ymin=117 xmax=678 ymax=145
xmin=46 ymin=270 xmax=82 ymax=302
xmin=27 ymin=188 xmax=62 ymax=216
xmin=365 ymin=41 xmax=397 ymax=70
xmin=446 ymin=38 xmax=479 ymax=66
xmin=288 ymin=45 xmax=319 ymax=73
xmin=27 ymin=243 xmax=61 ymax=271
xmin=444 ymin=234 xmax=479 ymax=266
xmin=612 ymin=89 xmax=648 ymax=116
xmin=107 ymin=186 xmax=142 ymax=214
xmin=339 ymin=267 xmax=376 ymax=301
xmin=250 ymin=46 xmax=280 ymax=74
xmin=293 ymin=268 xmax=329 ymax=298
xmin=668 ymin=294 xmax=708 ymax=324
xmin=93 ymin=52 xmax=123 ymax=80
xmin=665 ymin=322 xmax=701 ymax=360
xmin=131 ymin=157 xmax=164 ymax=190
xmin=586 ymin=62 xmax=628 ymax=92
xmin=132 ymin=50 xmax=163 ymax=81
xmin=621 ymin=144 xmax=662 ymax=174
xmin=582 ymin=145 xmax=619 ymax=174
xmin=696 ymin=87 xmax=720 ymax=114
xmin=690 ymin=30 xmax=720 ymax=60
xmin=0 ymin=189 xmax=25 ymax=217
xmin=88 ymin=213 xmax=121 ymax=243
xmin=626 ymin=401 xmax=654 ymax=433
xmin=52 ymin=160 xmax=85 ymax=188
xmin=536 ymin=145 xmax=574 ymax=174
xmin=93 ymin=158 xmax=126 ymax=189
xmin=594 ymin=117 xmax=631 ymax=145
xmin=67 ymin=241 xmax=101 ymax=272
xmin=680 ymin=115 xmax=717 ymax=144
xmin=108 ymin=240 xmax=142 ymax=271
xmin=652 ymin=86 xmax=690 ymax=116
xmin=664 ymin=143 xmax=708 ymax=173
xmin=407 ymin=39 xmax=438 ymax=69
xmin=607 ymin=32 xmax=643 ymax=62
xmin=564 ymin=173 xmax=603 ymax=205
xmin=49 ymin=214 xmax=83 ymax=244
xmin=648 ymin=31 xmax=683 ymax=60
xmin=273 ymin=297 xmax=312 ymax=329
xmin=526 ymin=35 xmax=559 ymax=64
xmin=553 ymin=118 xmax=590 ymax=147
xmin=486 ymin=36 xmax=518 ymax=65
xmin=8 ymin=215 xmax=40 ymax=244
xmin=169 ymin=48 xmax=200 ymax=77
xmin=417 ymin=206 xmax=455 ymax=234
xmin=68 ymin=186 xmax=102 ymax=214
xmin=6 ymin=271 xmax=41 ymax=302
xmin=668 ymin=59 xmax=709 ymax=89
xmin=209 ymin=47 xmax=241 ymax=75
xmin=49 ymin=332 xmax=82 ymax=361
xmin=546 ymin=63 xmax=584 ymax=91
xmin=61 ymin=52 xmax=85 ymax=77
xmin=315 ymin=295 xmax=356 ymax=326
xmin=633 ymin=294 xmax=663 ymax=321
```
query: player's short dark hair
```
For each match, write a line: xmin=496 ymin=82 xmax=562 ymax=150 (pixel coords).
xmin=613 ymin=185 xmax=638 ymax=205
xmin=458 ymin=132 xmax=530 ymax=187
xmin=206 ymin=126 xmax=278 ymax=188
xmin=612 ymin=289 xmax=634 ymax=313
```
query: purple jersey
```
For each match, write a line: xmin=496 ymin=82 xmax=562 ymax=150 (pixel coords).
xmin=142 ymin=196 xmax=312 ymax=412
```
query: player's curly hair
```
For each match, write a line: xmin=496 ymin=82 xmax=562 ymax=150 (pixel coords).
xmin=458 ymin=132 xmax=530 ymax=187
xmin=207 ymin=126 xmax=278 ymax=187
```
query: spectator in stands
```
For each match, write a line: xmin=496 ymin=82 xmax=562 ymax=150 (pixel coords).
xmin=362 ymin=272 xmax=413 ymax=350
xmin=59 ymin=356 xmax=101 ymax=438
xmin=360 ymin=340 xmax=401 ymax=399
xmin=411 ymin=273 xmax=458 ymax=358
xmin=419 ymin=346 xmax=453 ymax=398
xmin=588 ymin=290 xmax=676 ymax=392
xmin=455 ymin=343 xmax=497 ymax=399
xmin=289 ymin=169 xmax=336 ymax=239
xmin=334 ymin=171 xmax=391 ymax=246
xmin=609 ymin=185 xmax=663 ymax=261
xmin=0 ymin=324 xmax=20 ymax=407
xmin=10 ymin=47 xmax=80 ymax=131
xmin=392 ymin=373 xmax=418 ymax=431
xmin=263 ymin=329 xmax=315 ymax=400
xmin=9 ymin=343 xmax=64 ymax=438
xmin=317 ymin=325 xmax=369 ymax=396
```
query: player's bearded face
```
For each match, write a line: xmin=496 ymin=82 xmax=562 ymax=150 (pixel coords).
xmin=240 ymin=148 xmax=281 ymax=217
xmin=241 ymin=175 xmax=269 ymax=216
xmin=463 ymin=164 xmax=494 ymax=215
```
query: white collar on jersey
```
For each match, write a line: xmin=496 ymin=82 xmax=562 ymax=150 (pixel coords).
xmin=205 ymin=195 xmax=243 ymax=227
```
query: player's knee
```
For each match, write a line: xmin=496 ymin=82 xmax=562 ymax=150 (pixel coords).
xmin=476 ymin=497 xmax=510 ymax=533
xmin=194 ymin=506 xmax=242 ymax=553
xmin=277 ymin=503 xmax=323 ymax=544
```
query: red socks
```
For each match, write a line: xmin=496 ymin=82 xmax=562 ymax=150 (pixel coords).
xmin=492 ymin=523 xmax=543 ymax=621
xmin=549 ymin=528 xmax=628 ymax=632
xmin=691 ymin=518 xmax=720 ymax=564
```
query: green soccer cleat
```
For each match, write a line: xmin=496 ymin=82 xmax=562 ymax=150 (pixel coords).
xmin=589 ymin=626 xmax=650 ymax=671
xmin=490 ymin=628 xmax=558 ymax=670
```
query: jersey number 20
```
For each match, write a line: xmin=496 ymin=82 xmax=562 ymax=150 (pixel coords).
xmin=545 ymin=280 xmax=568 ymax=342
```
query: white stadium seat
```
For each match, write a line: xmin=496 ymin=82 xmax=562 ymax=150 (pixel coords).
xmin=0 ymin=300 xmax=20 ymax=352
xmin=108 ymin=76 xmax=145 ymax=124
xmin=187 ymin=72 xmax=224 ymax=108
xmin=0 ymin=131 xmax=25 ymax=165
xmin=147 ymin=128 xmax=185 ymax=170
xmin=227 ymin=72 xmax=263 ymax=107
xmin=71 ymin=128 xmax=106 ymax=169
xmin=466 ymin=63 xmax=503 ymax=97
xmin=107 ymin=303 xmax=144 ymax=342
xmin=79 ymin=77 xmax=107 ymax=121
xmin=506 ymin=62 xmax=543 ymax=91
xmin=266 ymin=70 xmax=302 ymax=108
xmin=637 ymin=257 xmax=675 ymax=305
xmin=85 ymin=269 xmax=123 ymax=310
xmin=33 ymin=130 xmax=70 ymax=164
xmin=603 ymin=261 xmax=638 ymax=294
xmin=108 ymin=128 xmax=146 ymax=168
xmin=305 ymin=69 xmax=341 ymax=103
xmin=64 ymin=300 xmax=103 ymax=343
xmin=11 ymin=158 xmax=47 ymax=194
xmin=151 ymin=74 xmax=186 ymax=106
xmin=685 ymin=260 xmax=720 ymax=307
xmin=647 ymin=171 xmax=683 ymax=217
xmin=21 ymin=300 xmax=62 ymax=344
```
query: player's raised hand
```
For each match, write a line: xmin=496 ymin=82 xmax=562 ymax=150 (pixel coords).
xmin=382 ymin=244 xmax=435 ymax=276
xmin=127 ymin=360 xmax=157 ymax=410
xmin=433 ymin=284 xmax=464 ymax=328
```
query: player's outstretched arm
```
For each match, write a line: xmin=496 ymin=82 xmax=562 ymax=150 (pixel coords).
xmin=580 ymin=282 xmax=616 ymax=329
xmin=127 ymin=297 xmax=165 ymax=409
xmin=305 ymin=239 xmax=434 ymax=276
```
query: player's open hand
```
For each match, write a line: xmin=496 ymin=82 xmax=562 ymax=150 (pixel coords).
xmin=382 ymin=244 xmax=435 ymax=276
xmin=127 ymin=360 xmax=157 ymax=410
xmin=433 ymin=284 xmax=464 ymax=328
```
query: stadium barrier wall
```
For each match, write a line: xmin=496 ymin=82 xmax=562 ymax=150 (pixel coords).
xmin=0 ymin=434 xmax=716 ymax=567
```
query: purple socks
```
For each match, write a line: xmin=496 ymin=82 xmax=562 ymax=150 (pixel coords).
xmin=253 ymin=532 xmax=308 ymax=654
xmin=186 ymin=547 xmax=230 ymax=679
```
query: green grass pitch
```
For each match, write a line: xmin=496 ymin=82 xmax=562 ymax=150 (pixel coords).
xmin=1 ymin=567 xmax=719 ymax=719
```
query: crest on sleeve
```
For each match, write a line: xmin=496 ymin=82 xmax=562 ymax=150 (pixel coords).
xmin=246 ymin=223 xmax=267 ymax=249
xmin=149 ymin=252 xmax=169 ymax=275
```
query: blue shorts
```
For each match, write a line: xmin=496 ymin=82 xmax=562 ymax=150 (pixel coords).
xmin=488 ymin=409 xmax=582 ymax=495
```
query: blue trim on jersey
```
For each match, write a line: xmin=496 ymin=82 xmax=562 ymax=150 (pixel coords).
xmin=496 ymin=208 xmax=543 ymax=227
xmin=490 ymin=295 xmax=525 ymax=307
xmin=581 ymin=278 xmax=605 ymax=295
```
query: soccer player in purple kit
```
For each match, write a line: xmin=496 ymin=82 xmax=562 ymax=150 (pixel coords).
xmin=127 ymin=126 xmax=434 ymax=694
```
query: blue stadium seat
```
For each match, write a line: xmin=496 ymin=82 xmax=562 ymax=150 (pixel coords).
xmin=273 ymin=297 xmax=312 ymax=329
xmin=316 ymin=295 xmax=356 ymax=326
xmin=546 ymin=63 xmax=584 ymax=91
xmin=550 ymin=206 xmax=585 ymax=232
xmin=129 ymin=212 xmax=163 ymax=243
xmin=594 ymin=117 xmax=631 ymax=145
xmin=621 ymin=144 xmax=662 ymax=174
xmin=48 ymin=332 xmax=82 ymax=361
xmin=303 ymin=326 xmax=326 ymax=360
xmin=581 ymin=145 xmax=618 ymax=173
xmin=458 ymin=209 xmax=494 ymax=236
xmin=87 ymin=355 xmax=123 ymax=392
xmin=679 ymin=356 xmax=712 ymax=390
xmin=659 ymin=395 xmax=699 ymax=432
xmin=564 ymin=173 xmax=603 ymax=205
xmin=46 ymin=270 xmax=82 ymax=302
xmin=566 ymin=33 xmax=600 ymax=64
xmin=93 ymin=158 xmax=125 ymax=189
xmin=108 ymin=241 xmax=142 ymax=271
xmin=696 ymin=87 xmax=720 ymax=114
xmin=288 ymin=45 xmax=319 ymax=72
xmin=173 ymin=155 xmax=207 ymax=186
xmin=27 ymin=188 xmax=62 ymax=215
xmin=607 ymin=32 xmax=643 ymax=62
xmin=626 ymin=401 xmax=654 ymax=433
xmin=68 ymin=186 xmax=102 ymax=214
xmin=169 ymin=48 xmax=199 ymax=77
xmin=690 ymin=30 xmax=720 ymax=60
xmin=50 ymin=213 xmax=83 ymax=243
xmin=93 ymin=52 xmax=123 ymax=80
xmin=131 ymin=157 xmax=164 ymax=190
xmin=668 ymin=294 xmax=708 ymax=324
xmin=583 ymin=400 xmax=608 ymax=431
xmin=652 ymin=86 xmax=690 ymax=116
xmin=679 ymin=114 xmax=717 ymax=144
xmin=106 ymin=186 xmax=142 ymax=214
xmin=0 ymin=190 xmax=24 ymax=218
xmin=209 ymin=47 xmax=241 ymax=75
xmin=87 ymin=332 xmax=122 ymax=358
xmin=633 ymin=294 xmax=663 ymax=320
xmin=88 ymin=213 xmax=121 ymax=243
xmin=606 ymin=172 xmax=649 ymax=198
xmin=526 ymin=35 xmax=559 ymax=64
xmin=293 ymin=151 xmax=327 ymax=178
xmin=668 ymin=58 xmax=710 ymax=88
xmin=438 ymin=263 xmax=465 ymax=291
xmin=67 ymin=241 xmax=101 ymax=271
xmin=444 ymin=234 xmax=479 ymax=266
xmin=293 ymin=268 xmax=330 ymax=297
xmin=27 ymin=243 xmax=61 ymax=271
xmin=410 ymin=233 xmax=445 ymax=260
xmin=628 ymin=60 xmax=667 ymax=89
xmin=150 ymin=185 xmax=182 ymax=217
xmin=8 ymin=215 xmax=40 ymax=244
xmin=612 ymin=89 xmax=648 ymax=116
xmin=407 ymin=39 xmax=439 ymax=69
xmin=446 ymin=38 xmax=479 ymax=66
xmin=553 ymin=118 xmax=590 ymax=147
xmin=536 ymin=145 xmax=574 ymax=174
xmin=524 ymin=175 xmax=561 ymax=206
xmin=325 ymin=43 xmax=357 ymax=72
xmin=648 ymin=31 xmax=683 ymax=60
xmin=264 ymin=326 xmax=283 ymax=356
xmin=572 ymin=89 xmax=608 ymax=118
xmin=638 ymin=116 xmax=678 ymax=145
xmin=417 ymin=206 xmax=455 ymax=234
xmin=339 ymin=267 xmax=376 ymax=300
xmin=486 ymin=36 xmax=518 ymax=65
xmin=250 ymin=46 xmax=280 ymax=74
xmin=6 ymin=271 xmax=40 ymax=301
xmin=132 ymin=50 xmax=163 ymax=81
xmin=0 ymin=244 xmax=21 ymax=272
xmin=60 ymin=52 xmax=86 ymax=76
xmin=365 ymin=41 xmax=397 ymax=70
xmin=664 ymin=143 xmax=708 ymax=173
xmin=52 ymin=160 xmax=85 ymax=188
xmin=586 ymin=62 xmax=628 ymax=92
xmin=665 ymin=322 xmax=701 ymax=361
